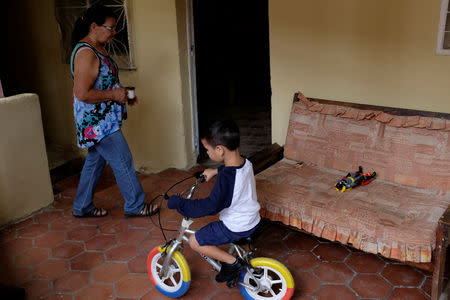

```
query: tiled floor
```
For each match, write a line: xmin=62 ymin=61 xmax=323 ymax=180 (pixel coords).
xmin=0 ymin=166 xmax=433 ymax=299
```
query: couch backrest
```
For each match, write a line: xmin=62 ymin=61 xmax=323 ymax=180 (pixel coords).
xmin=284 ymin=93 xmax=450 ymax=191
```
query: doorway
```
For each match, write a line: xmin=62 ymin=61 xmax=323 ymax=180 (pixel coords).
xmin=191 ymin=0 xmax=272 ymax=163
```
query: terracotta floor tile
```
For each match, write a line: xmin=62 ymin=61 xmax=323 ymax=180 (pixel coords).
xmin=22 ymin=278 xmax=51 ymax=299
xmin=34 ymin=210 xmax=64 ymax=224
xmin=50 ymin=217 xmax=81 ymax=231
xmin=85 ymin=234 xmax=117 ymax=251
xmin=117 ymin=228 xmax=149 ymax=244
xmin=182 ymin=248 xmax=217 ymax=278
xmin=67 ymin=226 xmax=98 ymax=241
xmin=141 ymin=288 xmax=175 ymax=300
xmin=138 ymin=237 xmax=163 ymax=253
xmin=389 ymin=287 xmax=429 ymax=300
xmin=99 ymin=220 xmax=128 ymax=235
xmin=157 ymin=208 xmax=185 ymax=223
xmin=182 ymin=277 xmax=217 ymax=300
xmin=209 ymin=289 xmax=243 ymax=300
xmin=92 ymin=262 xmax=128 ymax=283
xmin=127 ymin=217 xmax=154 ymax=229
xmin=53 ymin=176 xmax=79 ymax=191
xmin=292 ymin=296 xmax=314 ymax=300
xmin=127 ymin=254 xmax=148 ymax=274
xmin=11 ymin=218 xmax=35 ymax=230
xmin=53 ymin=271 xmax=91 ymax=293
xmin=60 ymin=187 xmax=78 ymax=197
xmin=382 ymin=264 xmax=424 ymax=287
xmin=95 ymin=185 xmax=122 ymax=201
xmin=258 ymin=222 xmax=290 ymax=241
xmin=346 ymin=252 xmax=385 ymax=273
xmin=114 ymin=274 xmax=152 ymax=298
xmin=15 ymin=248 xmax=50 ymax=266
xmin=52 ymin=241 xmax=84 ymax=259
xmin=17 ymin=223 xmax=49 ymax=238
xmin=350 ymin=274 xmax=392 ymax=298
xmin=32 ymin=259 xmax=69 ymax=279
xmin=292 ymin=271 xmax=321 ymax=295
xmin=0 ymin=227 xmax=17 ymax=243
xmin=52 ymin=196 xmax=74 ymax=210
xmin=314 ymin=284 xmax=357 ymax=300
xmin=284 ymin=231 xmax=319 ymax=251
xmin=94 ymin=197 xmax=122 ymax=209
xmin=35 ymin=232 xmax=67 ymax=248
xmin=283 ymin=252 xmax=320 ymax=271
xmin=1 ymin=266 xmax=32 ymax=286
xmin=70 ymin=252 xmax=105 ymax=270
xmin=253 ymin=240 xmax=289 ymax=258
xmin=421 ymin=276 xmax=432 ymax=296
xmin=314 ymin=262 xmax=354 ymax=283
xmin=75 ymin=283 xmax=115 ymax=300
xmin=0 ymin=237 xmax=33 ymax=255
xmin=313 ymin=243 xmax=350 ymax=262
xmin=79 ymin=215 xmax=112 ymax=226
xmin=106 ymin=244 xmax=139 ymax=261
xmin=43 ymin=293 xmax=73 ymax=300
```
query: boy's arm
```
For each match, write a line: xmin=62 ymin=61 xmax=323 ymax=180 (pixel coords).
xmin=167 ymin=171 xmax=234 ymax=218
xmin=202 ymin=168 xmax=218 ymax=182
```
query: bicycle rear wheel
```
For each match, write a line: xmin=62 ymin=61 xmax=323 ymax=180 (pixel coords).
xmin=238 ymin=257 xmax=294 ymax=300
xmin=147 ymin=246 xmax=191 ymax=298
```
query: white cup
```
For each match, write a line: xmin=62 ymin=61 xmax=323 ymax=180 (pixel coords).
xmin=126 ymin=87 xmax=135 ymax=99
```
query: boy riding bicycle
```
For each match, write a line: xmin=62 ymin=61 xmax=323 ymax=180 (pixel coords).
xmin=167 ymin=119 xmax=261 ymax=284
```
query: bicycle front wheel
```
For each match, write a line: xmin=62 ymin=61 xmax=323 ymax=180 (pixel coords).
xmin=238 ymin=257 xmax=294 ymax=300
xmin=147 ymin=246 xmax=191 ymax=298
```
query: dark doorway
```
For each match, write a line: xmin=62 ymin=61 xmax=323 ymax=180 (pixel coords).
xmin=193 ymin=0 xmax=271 ymax=163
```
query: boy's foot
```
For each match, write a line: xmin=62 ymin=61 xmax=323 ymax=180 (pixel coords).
xmin=215 ymin=257 xmax=246 ymax=283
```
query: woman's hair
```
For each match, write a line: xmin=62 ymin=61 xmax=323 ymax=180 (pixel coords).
xmin=71 ymin=4 xmax=116 ymax=49
xmin=201 ymin=119 xmax=240 ymax=151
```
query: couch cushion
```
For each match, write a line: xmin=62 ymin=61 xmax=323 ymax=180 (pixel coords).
xmin=284 ymin=95 xmax=450 ymax=191
xmin=256 ymin=159 xmax=450 ymax=263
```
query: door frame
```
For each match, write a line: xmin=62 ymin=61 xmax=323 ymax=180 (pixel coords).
xmin=187 ymin=0 xmax=199 ymax=154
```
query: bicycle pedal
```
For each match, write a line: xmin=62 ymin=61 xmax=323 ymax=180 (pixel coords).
xmin=226 ymin=279 xmax=237 ymax=288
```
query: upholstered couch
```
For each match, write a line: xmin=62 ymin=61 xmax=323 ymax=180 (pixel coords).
xmin=255 ymin=92 xmax=450 ymax=299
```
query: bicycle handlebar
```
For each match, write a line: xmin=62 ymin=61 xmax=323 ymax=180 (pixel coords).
xmin=162 ymin=171 xmax=206 ymax=200
xmin=193 ymin=171 xmax=206 ymax=183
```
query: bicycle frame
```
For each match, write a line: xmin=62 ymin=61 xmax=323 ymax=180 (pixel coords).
xmin=158 ymin=177 xmax=261 ymax=292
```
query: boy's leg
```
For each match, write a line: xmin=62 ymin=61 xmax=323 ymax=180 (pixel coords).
xmin=191 ymin=222 xmax=247 ymax=283
xmin=73 ymin=146 xmax=107 ymax=216
xmin=189 ymin=234 xmax=235 ymax=263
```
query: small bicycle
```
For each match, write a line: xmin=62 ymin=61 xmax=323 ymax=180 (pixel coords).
xmin=146 ymin=172 xmax=294 ymax=299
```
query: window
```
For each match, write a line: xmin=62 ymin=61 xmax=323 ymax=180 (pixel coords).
xmin=437 ymin=0 xmax=450 ymax=55
xmin=55 ymin=0 xmax=135 ymax=69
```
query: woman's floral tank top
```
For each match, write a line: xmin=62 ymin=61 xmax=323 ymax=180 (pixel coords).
xmin=70 ymin=42 xmax=127 ymax=148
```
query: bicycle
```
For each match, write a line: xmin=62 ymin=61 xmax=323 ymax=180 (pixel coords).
xmin=146 ymin=172 xmax=295 ymax=299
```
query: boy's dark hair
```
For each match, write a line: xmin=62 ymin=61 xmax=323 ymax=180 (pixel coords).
xmin=71 ymin=4 xmax=117 ymax=50
xmin=201 ymin=119 xmax=240 ymax=150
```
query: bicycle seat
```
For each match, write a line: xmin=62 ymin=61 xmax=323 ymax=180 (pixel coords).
xmin=234 ymin=236 xmax=253 ymax=246
xmin=232 ymin=220 xmax=267 ymax=246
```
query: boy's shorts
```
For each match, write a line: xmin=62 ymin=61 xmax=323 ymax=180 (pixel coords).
xmin=195 ymin=220 xmax=259 ymax=246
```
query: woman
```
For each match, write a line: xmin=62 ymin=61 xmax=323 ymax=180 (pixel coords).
xmin=70 ymin=4 xmax=158 ymax=218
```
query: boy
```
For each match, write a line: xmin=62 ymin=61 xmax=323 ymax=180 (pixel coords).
xmin=167 ymin=119 xmax=261 ymax=283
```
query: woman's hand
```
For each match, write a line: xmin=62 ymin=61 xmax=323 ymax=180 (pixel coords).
xmin=202 ymin=168 xmax=218 ymax=182
xmin=112 ymin=87 xmax=128 ymax=103
xmin=128 ymin=96 xmax=139 ymax=106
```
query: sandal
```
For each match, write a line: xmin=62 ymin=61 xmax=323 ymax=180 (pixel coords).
xmin=124 ymin=202 xmax=160 ymax=218
xmin=73 ymin=207 xmax=108 ymax=218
